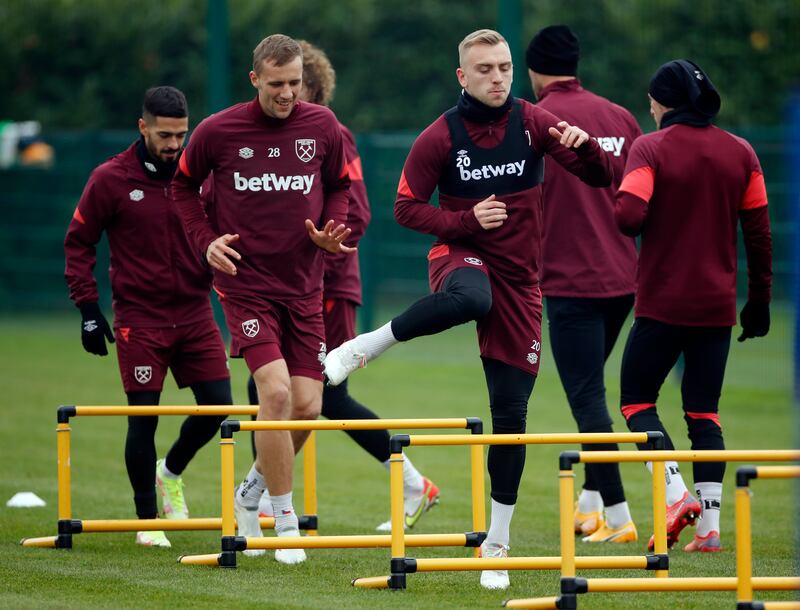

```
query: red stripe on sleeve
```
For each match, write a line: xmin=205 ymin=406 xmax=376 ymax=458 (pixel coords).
xmin=619 ymin=166 xmax=655 ymax=203
xmin=72 ymin=207 xmax=86 ymax=225
xmin=620 ymin=402 xmax=656 ymax=420
xmin=684 ymin=411 xmax=722 ymax=428
xmin=178 ymin=152 xmax=191 ymax=177
xmin=740 ymin=171 xmax=768 ymax=210
xmin=397 ymin=170 xmax=415 ymax=199
xmin=346 ymin=156 xmax=364 ymax=181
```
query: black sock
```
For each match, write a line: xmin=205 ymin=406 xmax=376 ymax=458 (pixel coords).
xmin=125 ymin=391 xmax=161 ymax=519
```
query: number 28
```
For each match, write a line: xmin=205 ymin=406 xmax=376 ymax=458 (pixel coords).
xmin=268 ymin=147 xmax=280 ymax=157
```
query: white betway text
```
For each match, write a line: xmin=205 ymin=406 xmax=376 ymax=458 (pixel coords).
xmin=459 ymin=160 xmax=526 ymax=181
xmin=594 ymin=137 xmax=625 ymax=157
xmin=234 ymin=172 xmax=315 ymax=194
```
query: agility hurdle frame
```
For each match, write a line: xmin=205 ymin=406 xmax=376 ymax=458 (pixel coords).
xmin=504 ymin=450 xmax=800 ymax=609
xmin=351 ymin=431 xmax=667 ymax=591
xmin=736 ymin=465 xmax=800 ymax=610
xmin=20 ymin=405 xmax=317 ymax=549
xmin=177 ymin=417 xmax=486 ymax=568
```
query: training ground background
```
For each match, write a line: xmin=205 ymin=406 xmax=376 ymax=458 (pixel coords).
xmin=0 ymin=305 xmax=795 ymax=609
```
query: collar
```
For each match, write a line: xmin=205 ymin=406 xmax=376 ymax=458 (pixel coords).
xmin=537 ymin=78 xmax=582 ymax=101
xmin=247 ymin=96 xmax=301 ymax=127
xmin=457 ymin=90 xmax=514 ymax=124
xmin=660 ymin=105 xmax=714 ymax=129
xmin=135 ymin=137 xmax=180 ymax=181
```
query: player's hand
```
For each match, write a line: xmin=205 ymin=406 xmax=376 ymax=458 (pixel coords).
xmin=549 ymin=121 xmax=590 ymax=149
xmin=737 ymin=301 xmax=770 ymax=342
xmin=305 ymin=219 xmax=356 ymax=254
xmin=206 ymin=233 xmax=241 ymax=276
xmin=473 ymin=194 xmax=507 ymax=230
xmin=79 ymin=302 xmax=115 ymax=356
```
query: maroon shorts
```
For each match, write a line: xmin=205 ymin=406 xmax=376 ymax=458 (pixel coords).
xmin=219 ymin=291 xmax=325 ymax=380
xmin=428 ymin=244 xmax=543 ymax=376
xmin=115 ymin=321 xmax=230 ymax=393
xmin=323 ymin=297 xmax=357 ymax=350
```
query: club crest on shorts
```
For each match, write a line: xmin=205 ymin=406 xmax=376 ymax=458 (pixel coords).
xmin=464 ymin=257 xmax=483 ymax=266
xmin=134 ymin=366 xmax=152 ymax=384
xmin=241 ymin=318 xmax=260 ymax=338
xmin=295 ymin=139 xmax=316 ymax=162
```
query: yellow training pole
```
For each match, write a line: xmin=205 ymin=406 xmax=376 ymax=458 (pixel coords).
xmin=238 ymin=418 xmax=473 ymax=431
xmin=351 ymin=576 xmax=390 ymax=589
xmin=408 ymin=432 xmax=652 ymax=447
xmin=303 ymin=431 xmax=318 ymax=536
xmin=652 ymin=459 xmax=668 ymax=577
xmin=579 ymin=450 xmax=800 ymax=463
xmin=177 ymin=554 xmax=223 ymax=566
xmin=736 ymin=483 xmax=754 ymax=603
xmin=414 ymin=555 xmax=650 ymax=572
xmin=20 ymin=536 xmax=58 ymax=548
xmin=470 ymin=444 xmax=486 ymax=558
xmin=78 ymin=517 xmax=275 ymax=532
xmin=503 ymin=598 xmax=559 ymax=609
xmin=758 ymin=603 xmax=800 ymax=609
xmin=220 ymin=436 xmax=236 ymax=538
xmin=755 ymin=465 xmax=800 ymax=479
xmin=73 ymin=405 xmax=257 ymax=417
xmin=56 ymin=422 xmax=71 ymax=522
xmin=559 ymin=468 xmax=576 ymax=579
xmin=584 ymin=577 xmax=800 ymax=592
xmin=244 ymin=533 xmax=473 ymax=550
xmin=389 ymin=449 xmax=405 ymax=588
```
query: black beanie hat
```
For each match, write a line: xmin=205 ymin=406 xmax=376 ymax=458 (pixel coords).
xmin=526 ymin=25 xmax=579 ymax=76
xmin=648 ymin=59 xmax=721 ymax=117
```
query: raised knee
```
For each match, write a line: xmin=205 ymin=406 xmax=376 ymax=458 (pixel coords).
xmin=459 ymin=286 xmax=492 ymax=319
xmin=293 ymin=394 xmax=322 ymax=421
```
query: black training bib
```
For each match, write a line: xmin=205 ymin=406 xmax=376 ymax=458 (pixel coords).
xmin=438 ymin=101 xmax=544 ymax=200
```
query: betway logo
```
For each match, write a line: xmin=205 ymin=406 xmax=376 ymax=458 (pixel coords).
xmin=594 ymin=136 xmax=625 ymax=157
xmin=459 ymin=160 xmax=526 ymax=181
xmin=234 ymin=171 xmax=315 ymax=194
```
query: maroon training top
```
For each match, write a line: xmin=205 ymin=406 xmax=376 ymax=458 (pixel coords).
xmin=616 ymin=123 xmax=772 ymax=326
xmin=536 ymin=79 xmax=641 ymax=297
xmin=172 ymin=98 xmax=350 ymax=302
xmin=64 ymin=142 xmax=214 ymax=327
xmin=395 ymin=98 xmax=612 ymax=284
xmin=323 ymin=123 xmax=371 ymax=304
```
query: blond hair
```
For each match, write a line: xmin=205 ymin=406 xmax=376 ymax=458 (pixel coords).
xmin=458 ymin=29 xmax=508 ymax=66
xmin=298 ymin=40 xmax=336 ymax=106
xmin=252 ymin=34 xmax=302 ymax=74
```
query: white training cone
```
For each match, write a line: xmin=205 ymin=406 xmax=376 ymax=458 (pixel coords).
xmin=6 ymin=492 xmax=46 ymax=507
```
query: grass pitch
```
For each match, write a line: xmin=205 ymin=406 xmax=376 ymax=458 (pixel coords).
xmin=0 ymin=308 xmax=796 ymax=609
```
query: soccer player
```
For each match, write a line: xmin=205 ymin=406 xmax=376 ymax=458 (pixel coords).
xmin=242 ymin=40 xmax=439 ymax=533
xmin=64 ymin=86 xmax=233 ymax=548
xmin=526 ymin=25 xmax=641 ymax=543
xmin=615 ymin=59 xmax=772 ymax=552
xmin=324 ymin=29 xmax=612 ymax=589
xmin=172 ymin=34 xmax=352 ymax=565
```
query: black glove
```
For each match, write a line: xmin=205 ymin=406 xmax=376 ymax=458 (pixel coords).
xmin=737 ymin=301 xmax=770 ymax=342
xmin=79 ymin=302 xmax=115 ymax=356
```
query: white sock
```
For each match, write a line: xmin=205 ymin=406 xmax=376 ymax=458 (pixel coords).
xmin=605 ymin=502 xmax=632 ymax=529
xmin=486 ymin=499 xmax=515 ymax=546
xmin=646 ymin=461 xmax=688 ymax=505
xmin=160 ymin=460 xmax=180 ymax=479
xmin=257 ymin=488 xmax=273 ymax=515
xmin=695 ymin=482 xmax=722 ymax=537
xmin=236 ymin=463 xmax=266 ymax=509
xmin=577 ymin=489 xmax=603 ymax=513
xmin=271 ymin=491 xmax=299 ymax=535
xmin=383 ymin=456 xmax=425 ymax=496
xmin=354 ymin=321 xmax=398 ymax=361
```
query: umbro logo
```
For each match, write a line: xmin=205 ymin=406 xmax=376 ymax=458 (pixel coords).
xmin=239 ymin=147 xmax=254 ymax=159
xmin=129 ymin=189 xmax=144 ymax=202
xmin=83 ymin=319 xmax=98 ymax=332
xmin=144 ymin=161 xmax=157 ymax=172
xmin=464 ymin=257 xmax=483 ymax=266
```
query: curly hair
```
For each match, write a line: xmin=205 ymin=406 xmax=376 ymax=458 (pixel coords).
xmin=298 ymin=40 xmax=336 ymax=106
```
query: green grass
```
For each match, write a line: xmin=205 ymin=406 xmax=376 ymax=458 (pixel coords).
xmin=0 ymin=309 xmax=797 ymax=609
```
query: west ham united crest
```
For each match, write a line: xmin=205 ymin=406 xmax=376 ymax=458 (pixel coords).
xmin=241 ymin=318 xmax=260 ymax=338
xmin=134 ymin=366 xmax=152 ymax=384
xmin=295 ymin=139 xmax=316 ymax=162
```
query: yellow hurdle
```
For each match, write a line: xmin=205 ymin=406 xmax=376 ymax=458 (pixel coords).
xmin=504 ymin=450 xmax=800 ymax=609
xmin=178 ymin=417 xmax=485 ymax=570
xmin=736 ymin=465 xmax=800 ymax=610
xmin=354 ymin=430 xmax=664 ymax=591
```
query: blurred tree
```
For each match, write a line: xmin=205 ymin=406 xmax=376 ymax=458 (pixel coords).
xmin=0 ymin=0 xmax=797 ymax=130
